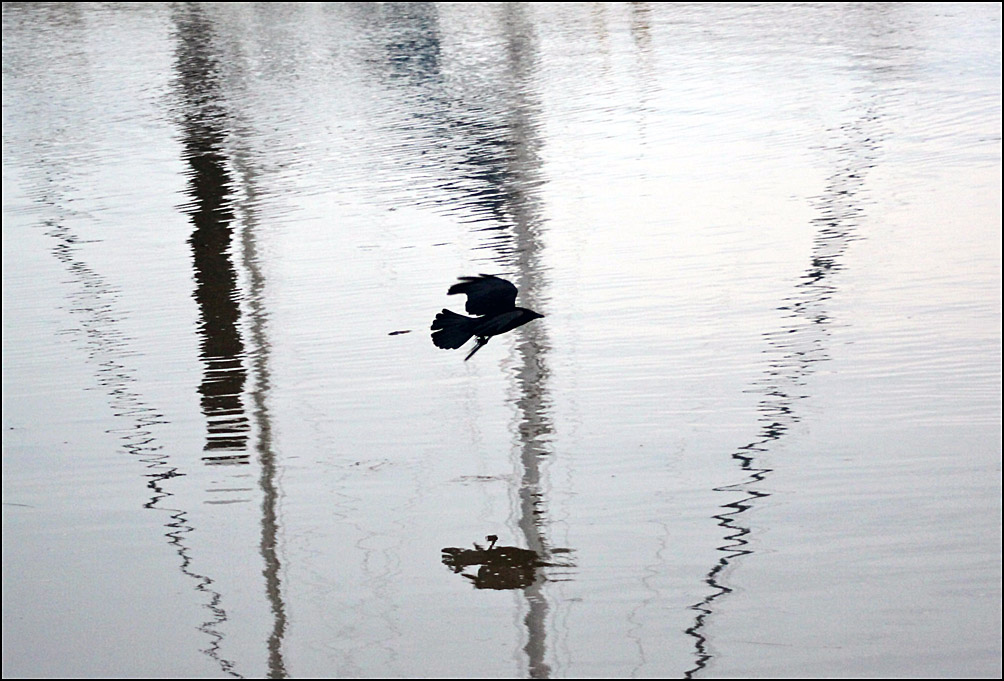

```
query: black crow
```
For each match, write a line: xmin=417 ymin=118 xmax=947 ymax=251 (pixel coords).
xmin=431 ymin=275 xmax=544 ymax=360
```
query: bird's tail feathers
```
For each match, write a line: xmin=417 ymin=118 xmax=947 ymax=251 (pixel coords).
xmin=431 ymin=309 xmax=476 ymax=350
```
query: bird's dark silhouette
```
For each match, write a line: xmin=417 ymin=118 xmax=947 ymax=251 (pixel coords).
xmin=431 ymin=275 xmax=544 ymax=360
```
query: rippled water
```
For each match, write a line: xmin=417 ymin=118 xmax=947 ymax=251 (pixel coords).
xmin=3 ymin=3 xmax=1001 ymax=678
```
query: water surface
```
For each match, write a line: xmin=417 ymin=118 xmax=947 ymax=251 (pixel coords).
xmin=3 ymin=3 xmax=1001 ymax=678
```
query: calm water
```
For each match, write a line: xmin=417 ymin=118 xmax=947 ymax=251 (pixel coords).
xmin=3 ymin=3 xmax=1001 ymax=678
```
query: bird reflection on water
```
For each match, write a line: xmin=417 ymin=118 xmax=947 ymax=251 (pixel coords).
xmin=441 ymin=535 xmax=574 ymax=591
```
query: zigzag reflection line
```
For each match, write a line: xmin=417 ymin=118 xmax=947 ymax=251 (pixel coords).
xmin=44 ymin=217 xmax=242 ymax=678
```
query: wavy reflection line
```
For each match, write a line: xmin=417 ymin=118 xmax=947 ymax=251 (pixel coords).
xmin=685 ymin=109 xmax=882 ymax=678
xmin=245 ymin=216 xmax=288 ymax=681
xmin=44 ymin=217 xmax=241 ymax=678
xmin=229 ymin=151 xmax=288 ymax=678
xmin=495 ymin=7 xmax=557 ymax=680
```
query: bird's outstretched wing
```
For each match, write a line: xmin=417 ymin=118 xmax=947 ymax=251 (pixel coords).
xmin=448 ymin=274 xmax=517 ymax=317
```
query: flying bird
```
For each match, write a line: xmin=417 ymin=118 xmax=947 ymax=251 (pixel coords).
xmin=431 ymin=274 xmax=544 ymax=360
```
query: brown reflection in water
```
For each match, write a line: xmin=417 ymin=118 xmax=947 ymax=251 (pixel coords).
xmin=684 ymin=108 xmax=883 ymax=677
xmin=173 ymin=6 xmax=250 ymax=465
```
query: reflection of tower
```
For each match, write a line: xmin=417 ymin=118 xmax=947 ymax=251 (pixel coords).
xmin=171 ymin=6 xmax=288 ymax=676
xmin=684 ymin=109 xmax=882 ymax=678
xmin=173 ymin=7 xmax=250 ymax=464
xmin=228 ymin=147 xmax=288 ymax=680
xmin=438 ymin=6 xmax=555 ymax=677
xmin=496 ymin=8 xmax=555 ymax=680
xmin=382 ymin=4 xmax=556 ymax=677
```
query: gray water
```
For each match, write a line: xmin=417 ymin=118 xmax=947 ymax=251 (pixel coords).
xmin=2 ymin=3 xmax=1001 ymax=678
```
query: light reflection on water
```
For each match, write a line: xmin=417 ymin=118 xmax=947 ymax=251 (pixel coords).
xmin=3 ymin=3 xmax=1000 ymax=679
